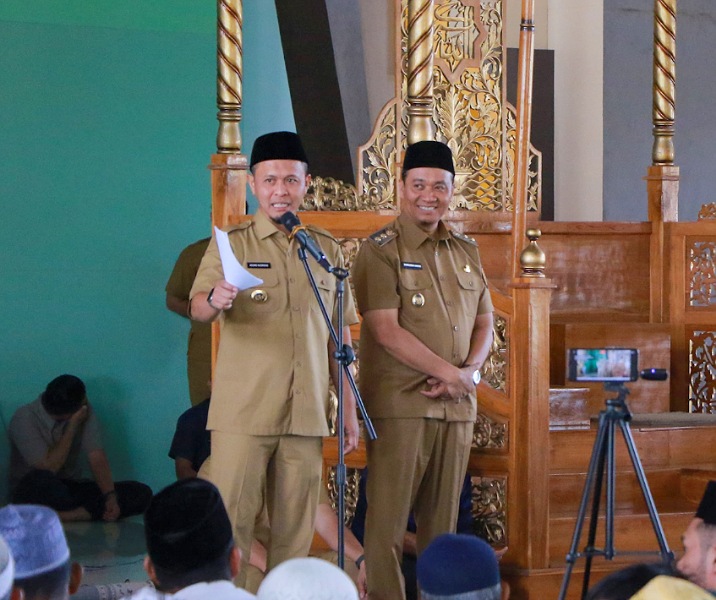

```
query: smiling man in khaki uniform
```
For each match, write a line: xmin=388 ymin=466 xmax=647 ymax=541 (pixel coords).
xmin=189 ymin=131 xmax=359 ymax=585
xmin=353 ymin=140 xmax=494 ymax=600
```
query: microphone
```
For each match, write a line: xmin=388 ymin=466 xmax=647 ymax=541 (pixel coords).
xmin=639 ymin=368 xmax=668 ymax=381
xmin=278 ymin=211 xmax=334 ymax=273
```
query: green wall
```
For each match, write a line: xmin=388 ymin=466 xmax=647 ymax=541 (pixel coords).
xmin=0 ymin=1 xmax=295 ymax=502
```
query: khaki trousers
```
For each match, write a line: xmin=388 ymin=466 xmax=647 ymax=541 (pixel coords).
xmin=208 ymin=431 xmax=323 ymax=586
xmin=364 ymin=418 xmax=472 ymax=600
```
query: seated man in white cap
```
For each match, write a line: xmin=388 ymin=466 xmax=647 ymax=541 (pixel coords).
xmin=135 ymin=478 xmax=255 ymax=600
xmin=0 ymin=505 xmax=83 ymax=600
xmin=9 ymin=374 xmax=152 ymax=522
xmin=256 ymin=557 xmax=358 ymax=600
xmin=0 ymin=534 xmax=21 ymax=600
xmin=416 ymin=534 xmax=502 ymax=600
xmin=677 ymin=480 xmax=716 ymax=593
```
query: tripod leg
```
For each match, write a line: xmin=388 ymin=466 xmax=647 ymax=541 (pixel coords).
xmin=581 ymin=415 xmax=613 ymax=599
xmin=618 ymin=419 xmax=674 ymax=561
xmin=558 ymin=411 xmax=610 ymax=600
xmin=605 ymin=413 xmax=616 ymax=560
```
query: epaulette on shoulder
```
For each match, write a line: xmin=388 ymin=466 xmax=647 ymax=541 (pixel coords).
xmin=369 ymin=227 xmax=398 ymax=247
xmin=451 ymin=230 xmax=478 ymax=247
xmin=308 ymin=223 xmax=338 ymax=243
xmin=225 ymin=221 xmax=252 ymax=234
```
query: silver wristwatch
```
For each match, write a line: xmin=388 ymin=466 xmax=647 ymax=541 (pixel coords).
xmin=472 ymin=369 xmax=481 ymax=385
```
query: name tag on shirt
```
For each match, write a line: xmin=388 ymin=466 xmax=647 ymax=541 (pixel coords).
xmin=401 ymin=261 xmax=423 ymax=270
xmin=247 ymin=262 xmax=271 ymax=269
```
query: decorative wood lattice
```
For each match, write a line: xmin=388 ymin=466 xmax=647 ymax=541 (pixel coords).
xmin=689 ymin=330 xmax=716 ymax=413
xmin=689 ymin=240 xmax=716 ymax=307
xmin=473 ymin=413 xmax=507 ymax=449
xmin=471 ymin=475 xmax=506 ymax=546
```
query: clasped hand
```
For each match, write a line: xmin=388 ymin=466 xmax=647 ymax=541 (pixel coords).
xmin=421 ymin=366 xmax=474 ymax=402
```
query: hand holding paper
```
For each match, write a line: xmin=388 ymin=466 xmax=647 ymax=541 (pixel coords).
xmin=214 ymin=226 xmax=263 ymax=290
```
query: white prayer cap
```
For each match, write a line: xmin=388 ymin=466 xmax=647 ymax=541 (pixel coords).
xmin=0 ymin=505 xmax=70 ymax=579
xmin=257 ymin=557 xmax=358 ymax=600
xmin=0 ymin=534 xmax=14 ymax=600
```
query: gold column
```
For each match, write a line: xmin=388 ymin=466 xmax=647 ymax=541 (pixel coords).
xmin=406 ymin=0 xmax=436 ymax=144
xmin=511 ymin=0 xmax=536 ymax=280
xmin=216 ymin=0 xmax=243 ymax=153
xmin=652 ymin=0 xmax=676 ymax=165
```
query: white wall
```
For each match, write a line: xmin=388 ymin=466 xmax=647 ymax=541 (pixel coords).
xmin=546 ymin=0 xmax=604 ymax=220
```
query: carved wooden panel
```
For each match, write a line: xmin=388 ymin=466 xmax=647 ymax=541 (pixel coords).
xmin=471 ymin=474 xmax=507 ymax=546
xmin=689 ymin=239 xmax=716 ymax=308
xmin=689 ymin=330 xmax=716 ymax=413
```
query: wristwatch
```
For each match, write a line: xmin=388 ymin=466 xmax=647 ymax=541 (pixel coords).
xmin=207 ymin=287 xmax=218 ymax=309
xmin=472 ymin=368 xmax=481 ymax=385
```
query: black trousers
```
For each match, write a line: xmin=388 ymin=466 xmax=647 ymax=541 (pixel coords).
xmin=13 ymin=470 xmax=152 ymax=520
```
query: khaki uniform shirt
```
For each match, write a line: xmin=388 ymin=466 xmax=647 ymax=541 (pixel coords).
xmin=190 ymin=210 xmax=358 ymax=437
xmin=353 ymin=214 xmax=493 ymax=421
xmin=166 ymin=237 xmax=213 ymax=362
xmin=166 ymin=237 xmax=213 ymax=404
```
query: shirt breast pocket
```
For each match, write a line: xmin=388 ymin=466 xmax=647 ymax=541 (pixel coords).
xmin=311 ymin=274 xmax=337 ymax=313
xmin=398 ymin=270 xmax=434 ymax=321
xmin=237 ymin=269 xmax=281 ymax=314
xmin=455 ymin=270 xmax=481 ymax=316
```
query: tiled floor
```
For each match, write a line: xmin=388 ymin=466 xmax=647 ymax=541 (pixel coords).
xmin=64 ymin=517 xmax=152 ymax=598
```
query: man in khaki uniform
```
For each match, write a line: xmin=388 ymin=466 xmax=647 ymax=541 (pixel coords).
xmin=166 ymin=237 xmax=212 ymax=406
xmin=189 ymin=131 xmax=360 ymax=585
xmin=353 ymin=141 xmax=494 ymax=600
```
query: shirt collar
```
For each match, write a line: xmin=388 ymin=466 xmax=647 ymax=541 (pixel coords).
xmin=396 ymin=213 xmax=451 ymax=250
xmin=252 ymin=209 xmax=286 ymax=241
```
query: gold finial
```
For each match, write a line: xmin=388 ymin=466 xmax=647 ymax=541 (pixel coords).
xmin=519 ymin=228 xmax=545 ymax=277
xmin=651 ymin=0 xmax=677 ymax=165
xmin=216 ymin=0 xmax=243 ymax=153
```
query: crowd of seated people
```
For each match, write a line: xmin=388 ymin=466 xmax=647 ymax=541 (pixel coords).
xmin=5 ymin=373 xmax=716 ymax=598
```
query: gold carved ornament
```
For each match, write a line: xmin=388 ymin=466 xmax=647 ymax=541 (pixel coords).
xmin=482 ymin=313 xmax=507 ymax=391
xmin=470 ymin=475 xmax=507 ymax=546
xmin=325 ymin=467 xmax=362 ymax=527
xmin=473 ymin=413 xmax=507 ymax=449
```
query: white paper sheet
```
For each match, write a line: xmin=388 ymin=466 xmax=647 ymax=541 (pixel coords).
xmin=214 ymin=226 xmax=263 ymax=290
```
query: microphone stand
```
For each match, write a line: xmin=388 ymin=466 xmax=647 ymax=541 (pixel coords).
xmin=295 ymin=245 xmax=376 ymax=570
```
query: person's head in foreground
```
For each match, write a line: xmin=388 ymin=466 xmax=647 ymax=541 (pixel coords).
xmin=143 ymin=478 xmax=238 ymax=593
xmin=678 ymin=480 xmax=716 ymax=591
xmin=584 ymin=562 xmax=675 ymax=600
xmin=629 ymin=574 xmax=713 ymax=599
xmin=256 ymin=557 xmax=358 ymax=600
xmin=0 ymin=505 xmax=81 ymax=600
xmin=0 ymin=534 xmax=18 ymax=600
xmin=417 ymin=534 xmax=501 ymax=600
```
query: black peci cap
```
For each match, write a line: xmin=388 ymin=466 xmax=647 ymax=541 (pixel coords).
xmin=249 ymin=131 xmax=309 ymax=170
xmin=696 ymin=481 xmax=716 ymax=525
xmin=144 ymin=479 xmax=233 ymax=572
xmin=402 ymin=140 xmax=455 ymax=176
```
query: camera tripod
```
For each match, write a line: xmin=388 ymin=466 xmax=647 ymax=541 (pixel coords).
xmin=557 ymin=383 xmax=674 ymax=600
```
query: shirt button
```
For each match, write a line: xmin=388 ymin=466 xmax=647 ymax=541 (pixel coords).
xmin=453 ymin=326 xmax=458 ymax=331
xmin=439 ymin=275 xmax=445 ymax=281
xmin=289 ymin=277 xmax=295 ymax=283
xmin=293 ymin=306 xmax=300 ymax=311
xmin=296 ymin=361 xmax=302 ymax=367
xmin=435 ymin=251 xmax=439 ymax=257
xmin=447 ymin=301 xmax=453 ymax=306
